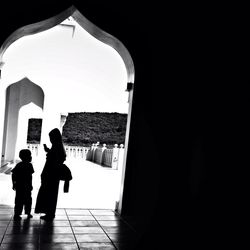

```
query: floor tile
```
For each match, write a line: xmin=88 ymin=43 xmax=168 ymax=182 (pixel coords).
xmin=72 ymin=227 xmax=104 ymax=234
xmin=2 ymin=234 xmax=39 ymax=243
xmin=40 ymin=226 xmax=73 ymax=234
xmin=0 ymin=243 xmax=38 ymax=250
xmin=0 ymin=215 xmax=12 ymax=220
xmin=6 ymin=226 xmax=40 ymax=235
xmin=94 ymin=215 xmax=120 ymax=221
xmin=40 ymin=234 xmax=76 ymax=243
xmin=52 ymin=215 xmax=68 ymax=220
xmin=0 ymin=221 xmax=9 ymax=227
xmin=107 ymin=233 xmax=137 ymax=243
xmin=9 ymin=220 xmax=40 ymax=227
xmin=98 ymin=220 xmax=128 ymax=227
xmin=78 ymin=242 xmax=116 ymax=249
xmin=90 ymin=210 xmax=115 ymax=216
xmin=114 ymin=242 xmax=138 ymax=250
xmin=68 ymin=215 xmax=95 ymax=221
xmin=102 ymin=226 xmax=134 ymax=234
xmin=40 ymin=220 xmax=70 ymax=227
xmin=0 ymin=210 xmax=13 ymax=215
xmin=70 ymin=221 xmax=99 ymax=227
xmin=75 ymin=234 xmax=111 ymax=243
xmin=55 ymin=209 xmax=66 ymax=215
xmin=66 ymin=209 xmax=91 ymax=215
xmin=40 ymin=243 xmax=79 ymax=250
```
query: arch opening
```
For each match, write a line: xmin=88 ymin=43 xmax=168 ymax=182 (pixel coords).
xmin=0 ymin=6 xmax=135 ymax=213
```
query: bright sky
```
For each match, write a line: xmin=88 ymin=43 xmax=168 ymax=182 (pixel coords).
xmin=1 ymin=18 xmax=129 ymax=114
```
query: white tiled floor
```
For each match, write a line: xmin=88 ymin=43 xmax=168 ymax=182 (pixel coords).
xmin=0 ymin=157 xmax=123 ymax=209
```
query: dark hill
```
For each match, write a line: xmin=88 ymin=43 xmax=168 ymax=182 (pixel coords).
xmin=62 ymin=112 xmax=127 ymax=146
xmin=27 ymin=112 xmax=127 ymax=147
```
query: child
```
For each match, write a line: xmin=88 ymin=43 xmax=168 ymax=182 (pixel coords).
xmin=11 ymin=149 xmax=34 ymax=221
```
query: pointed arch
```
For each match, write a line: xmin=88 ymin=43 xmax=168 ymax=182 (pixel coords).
xmin=0 ymin=5 xmax=134 ymax=83
xmin=0 ymin=6 xmax=75 ymax=65
xmin=0 ymin=6 xmax=135 ymax=213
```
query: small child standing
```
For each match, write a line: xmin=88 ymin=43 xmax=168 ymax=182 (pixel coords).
xmin=11 ymin=149 xmax=34 ymax=221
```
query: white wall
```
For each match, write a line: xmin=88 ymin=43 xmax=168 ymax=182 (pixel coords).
xmin=1 ymin=78 xmax=44 ymax=161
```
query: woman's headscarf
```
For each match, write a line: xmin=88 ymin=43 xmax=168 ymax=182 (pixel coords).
xmin=49 ymin=128 xmax=66 ymax=158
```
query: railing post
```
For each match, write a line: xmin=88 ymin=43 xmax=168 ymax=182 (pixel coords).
xmin=65 ymin=146 xmax=68 ymax=157
xmin=80 ymin=148 xmax=83 ymax=159
xmin=91 ymin=143 xmax=96 ymax=161
xmin=92 ymin=142 xmax=99 ymax=162
xmin=85 ymin=147 xmax=90 ymax=160
xmin=111 ymin=144 xmax=119 ymax=169
xmin=99 ymin=144 xmax=106 ymax=165
xmin=35 ymin=144 xmax=38 ymax=157
xmin=85 ymin=147 xmax=91 ymax=160
xmin=87 ymin=143 xmax=94 ymax=161
xmin=118 ymin=144 xmax=124 ymax=169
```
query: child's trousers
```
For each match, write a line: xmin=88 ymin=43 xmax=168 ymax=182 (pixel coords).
xmin=14 ymin=189 xmax=32 ymax=215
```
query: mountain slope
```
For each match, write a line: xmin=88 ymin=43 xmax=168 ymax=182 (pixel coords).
xmin=27 ymin=112 xmax=127 ymax=146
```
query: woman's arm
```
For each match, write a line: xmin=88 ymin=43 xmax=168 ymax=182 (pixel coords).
xmin=43 ymin=144 xmax=50 ymax=153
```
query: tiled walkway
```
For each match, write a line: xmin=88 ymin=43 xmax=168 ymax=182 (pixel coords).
xmin=1 ymin=158 xmax=123 ymax=209
xmin=0 ymin=206 xmax=139 ymax=249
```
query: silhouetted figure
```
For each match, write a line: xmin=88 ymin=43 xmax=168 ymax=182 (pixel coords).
xmin=11 ymin=149 xmax=34 ymax=221
xmin=34 ymin=128 xmax=66 ymax=221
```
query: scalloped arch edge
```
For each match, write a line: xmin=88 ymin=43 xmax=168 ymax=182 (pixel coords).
xmin=0 ymin=5 xmax=135 ymax=83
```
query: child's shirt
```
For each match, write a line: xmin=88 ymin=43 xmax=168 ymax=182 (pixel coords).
xmin=11 ymin=162 xmax=34 ymax=191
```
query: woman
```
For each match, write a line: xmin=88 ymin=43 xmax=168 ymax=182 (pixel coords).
xmin=35 ymin=128 xmax=66 ymax=221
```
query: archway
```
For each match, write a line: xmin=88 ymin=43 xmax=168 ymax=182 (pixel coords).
xmin=0 ymin=6 xmax=134 ymax=212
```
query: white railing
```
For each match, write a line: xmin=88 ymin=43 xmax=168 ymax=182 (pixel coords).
xmin=65 ymin=145 xmax=91 ymax=160
xmin=26 ymin=142 xmax=124 ymax=169
xmin=27 ymin=143 xmax=40 ymax=157
xmin=89 ymin=142 xmax=124 ymax=169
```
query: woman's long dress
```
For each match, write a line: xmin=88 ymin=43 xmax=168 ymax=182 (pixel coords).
xmin=35 ymin=147 xmax=65 ymax=216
